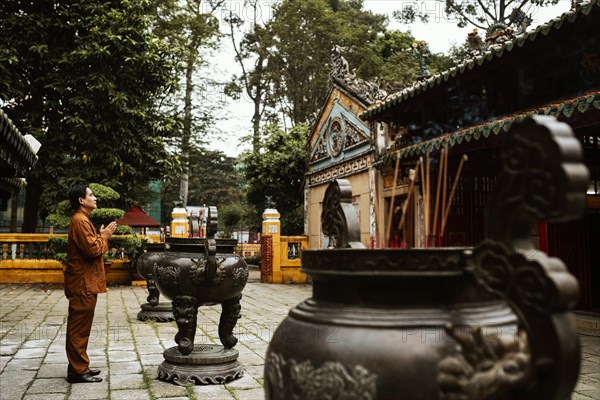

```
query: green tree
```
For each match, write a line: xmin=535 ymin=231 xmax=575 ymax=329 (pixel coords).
xmin=160 ymin=147 xmax=244 ymax=222
xmin=226 ymin=1 xmax=275 ymax=151
xmin=368 ymin=30 xmax=455 ymax=91
xmin=228 ymin=0 xmax=449 ymax=130
xmin=327 ymin=0 xmax=388 ymax=81
xmin=267 ymin=0 xmax=345 ymax=125
xmin=393 ymin=0 xmax=559 ymax=33
xmin=152 ymin=0 xmax=225 ymax=207
xmin=0 ymin=0 xmax=180 ymax=232
xmin=218 ymin=203 xmax=259 ymax=238
xmin=242 ymin=123 xmax=307 ymax=235
xmin=229 ymin=0 xmax=388 ymax=132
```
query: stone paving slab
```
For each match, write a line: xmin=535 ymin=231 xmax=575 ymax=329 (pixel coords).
xmin=1 ymin=280 xmax=599 ymax=400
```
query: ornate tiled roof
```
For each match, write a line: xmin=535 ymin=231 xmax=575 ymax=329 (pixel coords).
xmin=374 ymin=91 xmax=600 ymax=168
xmin=0 ymin=108 xmax=38 ymax=178
xmin=0 ymin=177 xmax=27 ymax=192
xmin=361 ymin=0 xmax=600 ymax=121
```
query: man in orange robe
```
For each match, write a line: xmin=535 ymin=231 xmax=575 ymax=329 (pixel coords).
xmin=64 ymin=183 xmax=116 ymax=383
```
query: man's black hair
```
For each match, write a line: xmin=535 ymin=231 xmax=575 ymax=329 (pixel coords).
xmin=68 ymin=183 xmax=89 ymax=210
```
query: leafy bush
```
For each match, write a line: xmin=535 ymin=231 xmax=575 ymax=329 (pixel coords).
xmin=47 ymin=236 xmax=68 ymax=253
xmin=115 ymin=224 xmax=133 ymax=235
xmin=47 ymin=233 xmax=144 ymax=263
xmin=46 ymin=184 xmax=124 ymax=230
xmin=46 ymin=213 xmax=71 ymax=230
xmin=90 ymin=208 xmax=124 ymax=229
xmin=244 ymin=256 xmax=261 ymax=266
xmin=108 ymin=235 xmax=145 ymax=260
xmin=54 ymin=252 xmax=67 ymax=263
xmin=89 ymin=183 xmax=120 ymax=205
xmin=55 ymin=199 xmax=72 ymax=215
xmin=47 ymin=236 xmax=68 ymax=263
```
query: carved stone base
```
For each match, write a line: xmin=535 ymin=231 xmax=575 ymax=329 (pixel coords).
xmin=137 ymin=302 xmax=174 ymax=322
xmin=157 ymin=344 xmax=243 ymax=385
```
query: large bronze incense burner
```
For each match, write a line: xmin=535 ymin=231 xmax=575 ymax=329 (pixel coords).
xmin=154 ymin=207 xmax=248 ymax=385
xmin=264 ymin=116 xmax=587 ymax=399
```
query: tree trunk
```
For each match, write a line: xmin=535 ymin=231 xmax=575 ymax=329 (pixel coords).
xmin=252 ymin=88 xmax=261 ymax=151
xmin=179 ymin=47 xmax=196 ymax=207
xmin=250 ymin=54 xmax=266 ymax=153
xmin=10 ymin=193 xmax=19 ymax=233
xmin=21 ymin=177 xmax=42 ymax=232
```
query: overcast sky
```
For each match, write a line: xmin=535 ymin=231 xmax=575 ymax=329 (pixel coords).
xmin=203 ymin=0 xmax=571 ymax=157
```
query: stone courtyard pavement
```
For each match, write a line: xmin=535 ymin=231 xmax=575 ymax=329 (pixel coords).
xmin=1 ymin=273 xmax=599 ymax=400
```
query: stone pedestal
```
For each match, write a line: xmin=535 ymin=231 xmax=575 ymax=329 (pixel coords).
xmin=136 ymin=302 xmax=174 ymax=322
xmin=157 ymin=344 xmax=243 ymax=385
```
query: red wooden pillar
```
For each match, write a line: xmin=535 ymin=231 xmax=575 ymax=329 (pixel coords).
xmin=539 ymin=222 xmax=548 ymax=253
xmin=260 ymin=235 xmax=273 ymax=283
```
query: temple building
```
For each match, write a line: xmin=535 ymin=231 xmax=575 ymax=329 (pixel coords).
xmin=360 ymin=0 xmax=599 ymax=309
xmin=304 ymin=47 xmax=387 ymax=248
xmin=0 ymin=109 xmax=39 ymax=229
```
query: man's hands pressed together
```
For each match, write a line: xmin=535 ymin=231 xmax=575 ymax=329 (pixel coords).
xmin=100 ymin=221 xmax=117 ymax=241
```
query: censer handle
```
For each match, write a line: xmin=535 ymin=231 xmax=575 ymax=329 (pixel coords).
xmin=321 ymin=179 xmax=365 ymax=249
xmin=469 ymin=116 xmax=588 ymax=399
xmin=205 ymin=238 xmax=217 ymax=281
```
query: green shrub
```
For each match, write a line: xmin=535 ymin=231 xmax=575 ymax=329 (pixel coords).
xmin=54 ymin=253 xmax=67 ymax=263
xmin=47 ymin=236 xmax=68 ymax=263
xmin=115 ymin=224 xmax=133 ymax=235
xmin=90 ymin=208 xmax=124 ymax=229
xmin=46 ymin=213 xmax=71 ymax=230
xmin=89 ymin=183 xmax=120 ymax=204
xmin=55 ymin=200 xmax=72 ymax=215
xmin=244 ymin=256 xmax=261 ymax=266
xmin=108 ymin=235 xmax=145 ymax=260
xmin=47 ymin=236 xmax=68 ymax=253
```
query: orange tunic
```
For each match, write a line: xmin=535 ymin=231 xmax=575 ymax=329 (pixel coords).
xmin=64 ymin=209 xmax=109 ymax=376
xmin=64 ymin=209 xmax=108 ymax=298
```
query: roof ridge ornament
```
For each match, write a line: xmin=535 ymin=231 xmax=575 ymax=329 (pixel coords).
xmin=411 ymin=40 xmax=432 ymax=81
xmin=329 ymin=45 xmax=387 ymax=104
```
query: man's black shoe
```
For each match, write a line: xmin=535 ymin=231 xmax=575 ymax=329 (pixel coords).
xmin=67 ymin=373 xmax=102 ymax=383
xmin=88 ymin=369 xmax=101 ymax=376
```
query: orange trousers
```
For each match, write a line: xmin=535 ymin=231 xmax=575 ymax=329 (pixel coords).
xmin=66 ymin=293 xmax=98 ymax=376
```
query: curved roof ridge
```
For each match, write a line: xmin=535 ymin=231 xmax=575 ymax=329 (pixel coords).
xmin=373 ymin=90 xmax=600 ymax=168
xmin=361 ymin=0 xmax=599 ymax=121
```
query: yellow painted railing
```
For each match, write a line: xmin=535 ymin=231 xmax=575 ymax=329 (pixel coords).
xmin=0 ymin=233 xmax=62 ymax=260
xmin=0 ymin=234 xmax=132 ymax=284
xmin=236 ymin=243 xmax=260 ymax=259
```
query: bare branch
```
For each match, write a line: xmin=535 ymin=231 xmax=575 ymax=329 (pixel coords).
xmin=205 ymin=0 xmax=226 ymax=14
xmin=445 ymin=2 xmax=488 ymax=29
xmin=227 ymin=9 xmax=254 ymax=101
xmin=476 ymin=0 xmax=499 ymax=22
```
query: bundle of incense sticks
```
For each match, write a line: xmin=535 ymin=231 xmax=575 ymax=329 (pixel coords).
xmin=385 ymin=155 xmax=402 ymax=247
xmin=387 ymin=137 xmax=468 ymax=248
xmin=397 ymin=159 xmax=421 ymax=240
xmin=440 ymin=154 xmax=469 ymax=243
